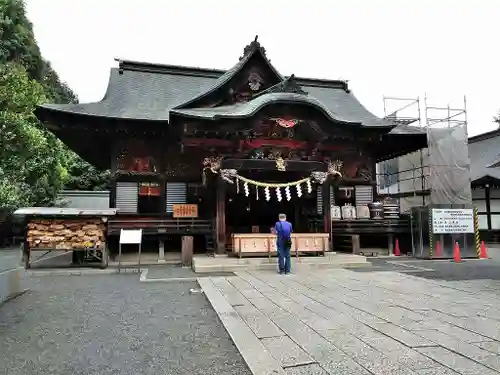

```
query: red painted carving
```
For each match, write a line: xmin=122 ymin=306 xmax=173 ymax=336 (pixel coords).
xmin=270 ymin=117 xmax=299 ymax=128
xmin=120 ymin=156 xmax=157 ymax=173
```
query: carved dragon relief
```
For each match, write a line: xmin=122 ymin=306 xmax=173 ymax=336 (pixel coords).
xmin=202 ymin=156 xmax=223 ymax=185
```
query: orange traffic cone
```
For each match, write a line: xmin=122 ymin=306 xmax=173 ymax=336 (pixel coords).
xmin=480 ymin=241 xmax=488 ymax=259
xmin=394 ymin=239 xmax=401 ymax=256
xmin=453 ymin=242 xmax=462 ymax=263
xmin=435 ymin=241 xmax=442 ymax=258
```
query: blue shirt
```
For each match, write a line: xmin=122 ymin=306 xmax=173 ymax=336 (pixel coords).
xmin=275 ymin=220 xmax=293 ymax=243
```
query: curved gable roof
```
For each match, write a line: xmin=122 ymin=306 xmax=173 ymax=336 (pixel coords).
xmin=173 ymin=36 xmax=282 ymax=109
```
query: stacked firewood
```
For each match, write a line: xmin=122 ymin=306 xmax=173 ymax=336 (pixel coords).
xmin=26 ymin=218 xmax=105 ymax=250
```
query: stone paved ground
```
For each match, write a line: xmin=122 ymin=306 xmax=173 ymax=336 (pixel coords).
xmin=0 ymin=275 xmax=251 ymax=375
xmin=202 ymin=268 xmax=500 ymax=375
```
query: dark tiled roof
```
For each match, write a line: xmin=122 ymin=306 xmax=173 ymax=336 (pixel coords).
xmin=36 ymin=37 xmax=393 ymax=127
xmin=171 ymin=91 xmax=388 ymax=126
xmin=39 ymin=67 xmax=218 ymax=120
xmin=468 ymin=128 xmax=500 ymax=143
xmin=468 ymin=132 xmax=500 ymax=181
xmin=172 ymin=92 xmax=352 ymax=122
xmin=38 ymin=64 xmax=394 ymax=127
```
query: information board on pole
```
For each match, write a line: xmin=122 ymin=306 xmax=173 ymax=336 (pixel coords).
xmin=119 ymin=229 xmax=143 ymax=244
xmin=432 ymin=208 xmax=474 ymax=234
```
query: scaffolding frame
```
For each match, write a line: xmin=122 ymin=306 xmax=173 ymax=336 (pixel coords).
xmin=377 ymin=94 xmax=469 ymax=212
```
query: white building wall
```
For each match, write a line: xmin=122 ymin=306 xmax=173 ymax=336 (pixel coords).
xmin=56 ymin=190 xmax=110 ymax=210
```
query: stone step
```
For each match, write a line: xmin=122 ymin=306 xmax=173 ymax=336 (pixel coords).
xmin=192 ymin=253 xmax=369 ymax=273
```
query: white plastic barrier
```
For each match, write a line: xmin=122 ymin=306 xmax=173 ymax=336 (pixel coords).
xmin=0 ymin=268 xmax=23 ymax=304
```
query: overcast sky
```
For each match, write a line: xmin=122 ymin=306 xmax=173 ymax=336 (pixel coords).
xmin=26 ymin=0 xmax=498 ymax=136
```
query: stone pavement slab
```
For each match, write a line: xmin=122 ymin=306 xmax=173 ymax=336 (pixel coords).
xmin=261 ymin=336 xmax=315 ymax=368
xmin=284 ymin=364 xmax=329 ymax=375
xmin=200 ymin=269 xmax=500 ymax=375
xmin=233 ymin=303 xmax=285 ymax=339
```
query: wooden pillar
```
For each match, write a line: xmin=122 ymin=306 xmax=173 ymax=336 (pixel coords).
xmin=485 ymin=184 xmax=492 ymax=231
xmin=109 ymin=179 xmax=117 ymax=208
xmin=215 ymin=176 xmax=226 ymax=254
xmin=322 ymin=181 xmax=332 ymax=237
xmin=159 ymin=178 xmax=166 ymax=213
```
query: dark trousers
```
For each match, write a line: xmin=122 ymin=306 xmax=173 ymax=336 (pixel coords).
xmin=277 ymin=243 xmax=291 ymax=273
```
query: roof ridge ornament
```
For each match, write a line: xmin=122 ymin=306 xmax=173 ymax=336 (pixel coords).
xmin=240 ymin=35 xmax=267 ymax=60
xmin=263 ymin=75 xmax=308 ymax=95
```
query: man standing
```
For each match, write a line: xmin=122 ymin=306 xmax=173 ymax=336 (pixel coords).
xmin=275 ymin=213 xmax=293 ymax=274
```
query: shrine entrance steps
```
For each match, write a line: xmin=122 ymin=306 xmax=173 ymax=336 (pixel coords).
xmin=192 ymin=252 xmax=369 ymax=273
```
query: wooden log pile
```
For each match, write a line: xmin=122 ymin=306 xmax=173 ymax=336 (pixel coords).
xmin=27 ymin=218 xmax=105 ymax=250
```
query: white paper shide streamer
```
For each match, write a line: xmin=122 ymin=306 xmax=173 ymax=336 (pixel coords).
xmin=244 ymin=182 xmax=249 ymax=197
xmin=296 ymin=183 xmax=302 ymax=197
xmin=264 ymin=186 xmax=271 ymax=201
xmin=285 ymin=186 xmax=291 ymax=201
xmin=276 ymin=187 xmax=282 ymax=202
xmin=306 ymin=179 xmax=312 ymax=194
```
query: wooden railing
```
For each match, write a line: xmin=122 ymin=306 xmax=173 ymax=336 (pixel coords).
xmin=331 ymin=218 xmax=409 ymax=234
xmin=108 ymin=217 xmax=212 ymax=235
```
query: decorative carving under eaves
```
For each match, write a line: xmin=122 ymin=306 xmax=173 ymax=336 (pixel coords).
xmin=240 ymin=35 xmax=266 ymax=60
xmin=269 ymin=117 xmax=301 ymax=129
xmin=202 ymin=156 xmax=223 ymax=185
xmin=114 ymin=170 xmax=159 ymax=178
xmin=248 ymin=69 xmax=264 ymax=91
xmin=356 ymin=166 xmax=372 ymax=181
xmin=220 ymin=169 xmax=238 ymax=184
xmin=275 ymin=156 xmax=286 ymax=171
xmin=311 ymin=172 xmax=329 ymax=184
xmin=328 ymin=160 xmax=343 ymax=177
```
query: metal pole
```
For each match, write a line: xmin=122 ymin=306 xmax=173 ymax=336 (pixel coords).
xmin=118 ymin=243 xmax=122 ymax=273
xmin=138 ymin=243 xmax=142 ymax=271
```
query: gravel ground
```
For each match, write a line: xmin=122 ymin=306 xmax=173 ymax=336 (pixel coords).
xmin=0 ymin=275 xmax=251 ymax=375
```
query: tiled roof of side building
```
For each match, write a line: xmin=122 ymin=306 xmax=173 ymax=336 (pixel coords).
xmin=468 ymin=131 xmax=500 ymax=182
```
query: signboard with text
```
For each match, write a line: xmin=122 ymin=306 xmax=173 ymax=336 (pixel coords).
xmin=173 ymin=204 xmax=198 ymax=218
xmin=432 ymin=208 xmax=474 ymax=234
xmin=119 ymin=229 xmax=143 ymax=244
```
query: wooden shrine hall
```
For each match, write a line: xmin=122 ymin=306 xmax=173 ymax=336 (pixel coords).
xmin=35 ymin=36 xmax=427 ymax=259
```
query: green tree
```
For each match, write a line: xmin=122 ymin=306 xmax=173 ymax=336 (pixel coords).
xmin=64 ymin=153 xmax=111 ymax=191
xmin=0 ymin=0 xmax=43 ymax=79
xmin=0 ymin=63 xmax=68 ymax=211
xmin=0 ymin=0 xmax=110 ymax=214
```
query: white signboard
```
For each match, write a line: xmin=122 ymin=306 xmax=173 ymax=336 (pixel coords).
xmin=432 ymin=209 xmax=474 ymax=234
xmin=119 ymin=229 xmax=143 ymax=244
